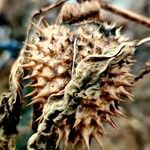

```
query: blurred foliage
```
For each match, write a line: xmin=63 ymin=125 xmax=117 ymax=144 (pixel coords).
xmin=0 ymin=0 xmax=150 ymax=149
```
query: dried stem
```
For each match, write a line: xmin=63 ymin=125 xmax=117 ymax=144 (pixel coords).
xmin=134 ymin=63 xmax=150 ymax=81
xmin=100 ymin=1 xmax=150 ymax=28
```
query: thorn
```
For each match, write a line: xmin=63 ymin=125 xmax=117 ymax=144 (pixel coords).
xmin=26 ymin=43 xmax=37 ymax=50
xmin=30 ymin=82 xmax=45 ymax=88
xmin=114 ymin=110 xmax=127 ymax=118
xmin=105 ymin=118 xmax=118 ymax=130
xmin=73 ymin=118 xmax=81 ymax=128
xmin=20 ymin=62 xmax=35 ymax=68
xmin=81 ymin=127 xmax=91 ymax=150
xmin=32 ymin=90 xmax=51 ymax=100
xmin=126 ymin=72 xmax=135 ymax=78
xmin=95 ymin=119 xmax=106 ymax=134
xmin=32 ymin=92 xmax=48 ymax=100
xmin=56 ymin=128 xmax=63 ymax=149
xmin=34 ymin=64 xmax=43 ymax=70
xmin=33 ymin=115 xmax=43 ymax=124
xmin=64 ymin=125 xmax=70 ymax=150
xmin=42 ymin=18 xmax=49 ymax=28
xmin=40 ymin=49 xmax=49 ymax=55
xmin=108 ymin=94 xmax=124 ymax=102
xmin=115 ymin=80 xmax=133 ymax=87
xmin=93 ymin=131 xmax=104 ymax=150
xmin=107 ymin=88 xmax=123 ymax=102
xmin=110 ymin=118 xmax=119 ymax=129
xmin=119 ymin=86 xmax=134 ymax=100
xmin=23 ymin=75 xmax=35 ymax=80
xmin=39 ymin=74 xmax=52 ymax=80
xmin=23 ymin=50 xmax=31 ymax=54
xmin=25 ymin=90 xmax=37 ymax=98
xmin=31 ymin=21 xmax=47 ymax=38
xmin=73 ymin=136 xmax=80 ymax=147
xmin=23 ymin=75 xmax=33 ymax=80
xmin=25 ymin=57 xmax=43 ymax=63
xmin=24 ymin=80 xmax=34 ymax=87
xmin=23 ymin=71 xmax=38 ymax=80
xmin=127 ymin=59 xmax=136 ymax=64
xmin=27 ymin=98 xmax=45 ymax=106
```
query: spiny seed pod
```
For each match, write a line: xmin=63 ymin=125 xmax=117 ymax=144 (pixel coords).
xmin=16 ymin=1 xmax=149 ymax=150
xmin=25 ymin=21 xmax=136 ymax=149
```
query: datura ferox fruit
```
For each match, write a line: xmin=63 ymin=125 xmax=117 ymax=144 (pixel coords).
xmin=0 ymin=0 xmax=150 ymax=150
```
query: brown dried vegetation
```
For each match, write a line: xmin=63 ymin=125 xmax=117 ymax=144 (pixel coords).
xmin=0 ymin=0 xmax=150 ymax=150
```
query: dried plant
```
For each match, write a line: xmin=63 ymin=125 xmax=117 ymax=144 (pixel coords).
xmin=0 ymin=0 xmax=150 ymax=150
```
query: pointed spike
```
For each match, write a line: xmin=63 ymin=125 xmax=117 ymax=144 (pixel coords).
xmin=23 ymin=74 xmax=36 ymax=80
xmin=20 ymin=62 xmax=35 ymax=68
xmin=39 ymin=49 xmax=49 ymax=55
xmin=32 ymin=89 xmax=53 ymax=100
xmin=92 ymin=131 xmax=104 ymax=150
xmin=115 ymin=80 xmax=133 ymax=87
xmin=24 ymin=80 xmax=34 ymax=87
xmin=114 ymin=109 xmax=127 ymax=118
xmin=26 ymin=43 xmax=37 ymax=50
xmin=32 ymin=95 xmax=41 ymax=100
xmin=32 ymin=93 xmax=46 ymax=100
xmin=81 ymin=127 xmax=92 ymax=150
xmin=42 ymin=18 xmax=49 ymax=28
xmin=110 ymin=118 xmax=119 ymax=130
xmin=23 ymin=70 xmax=39 ymax=80
xmin=106 ymin=119 xmax=118 ymax=129
xmin=122 ymin=80 xmax=133 ymax=87
xmin=31 ymin=21 xmax=46 ymax=37
xmin=23 ymin=76 xmax=30 ymax=80
xmin=27 ymin=98 xmax=44 ymax=106
xmin=34 ymin=115 xmax=43 ymax=123
xmin=105 ymin=116 xmax=118 ymax=130
xmin=25 ymin=90 xmax=37 ymax=98
xmin=73 ymin=136 xmax=80 ymax=147
xmin=125 ymin=72 xmax=135 ymax=78
xmin=30 ymin=83 xmax=45 ymax=87
xmin=95 ymin=118 xmax=105 ymax=133
xmin=64 ymin=125 xmax=70 ymax=150
xmin=26 ymin=57 xmax=43 ymax=63
xmin=56 ymin=128 xmax=63 ymax=149
xmin=23 ymin=50 xmax=31 ymax=54
xmin=39 ymin=74 xmax=52 ymax=80
xmin=107 ymin=88 xmax=123 ymax=102
xmin=23 ymin=75 xmax=34 ymax=80
xmin=73 ymin=118 xmax=82 ymax=128
xmin=108 ymin=94 xmax=124 ymax=102
xmin=74 ymin=139 xmax=85 ymax=150
xmin=109 ymin=102 xmax=127 ymax=117
xmin=119 ymin=86 xmax=134 ymax=100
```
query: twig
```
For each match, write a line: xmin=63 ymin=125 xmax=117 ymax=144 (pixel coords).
xmin=134 ymin=63 xmax=150 ymax=81
xmin=100 ymin=1 xmax=150 ymax=28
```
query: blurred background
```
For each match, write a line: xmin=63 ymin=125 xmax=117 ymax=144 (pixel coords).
xmin=0 ymin=0 xmax=150 ymax=149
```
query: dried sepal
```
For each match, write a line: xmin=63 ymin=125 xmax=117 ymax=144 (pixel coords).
xmin=0 ymin=55 xmax=24 ymax=150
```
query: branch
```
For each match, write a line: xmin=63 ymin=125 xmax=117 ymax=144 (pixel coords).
xmin=100 ymin=1 xmax=150 ymax=28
